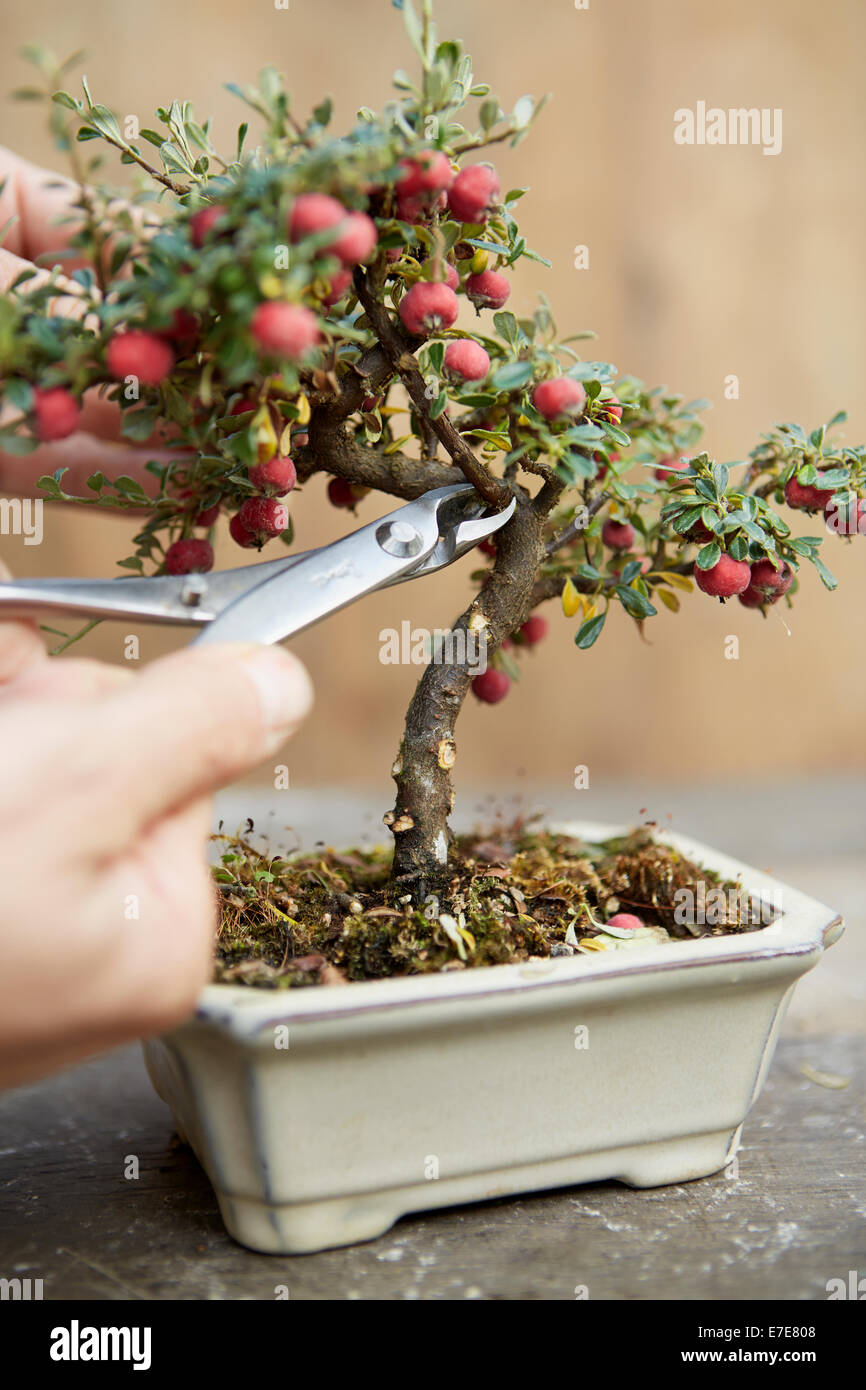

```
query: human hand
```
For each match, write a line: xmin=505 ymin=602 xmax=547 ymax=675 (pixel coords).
xmin=0 ymin=146 xmax=175 ymax=500
xmin=0 ymin=566 xmax=313 ymax=1088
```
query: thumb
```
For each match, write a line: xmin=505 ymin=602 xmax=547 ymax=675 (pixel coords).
xmin=74 ymin=643 xmax=313 ymax=853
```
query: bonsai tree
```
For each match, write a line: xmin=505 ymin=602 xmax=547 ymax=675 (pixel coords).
xmin=2 ymin=0 xmax=863 ymax=901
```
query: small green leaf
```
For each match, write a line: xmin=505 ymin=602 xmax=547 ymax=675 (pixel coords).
xmin=696 ymin=542 xmax=721 ymax=570
xmin=575 ymin=611 xmax=606 ymax=649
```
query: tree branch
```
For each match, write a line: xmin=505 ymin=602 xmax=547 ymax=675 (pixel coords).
xmin=353 ymin=269 xmax=512 ymax=510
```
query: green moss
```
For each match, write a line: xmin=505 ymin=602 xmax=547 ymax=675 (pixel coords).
xmin=212 ymin=822 xmax=764 ymax=990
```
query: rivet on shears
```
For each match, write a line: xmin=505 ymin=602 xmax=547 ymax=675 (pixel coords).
xmin=376 ymin=519 xmax=424 ymax=558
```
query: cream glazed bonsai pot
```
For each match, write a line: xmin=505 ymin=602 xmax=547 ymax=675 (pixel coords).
xmin=142 ymin=822 xmax=843 ymax=1255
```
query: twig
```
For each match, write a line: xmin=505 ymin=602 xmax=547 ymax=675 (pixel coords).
xmin=353 ymin=270 xmax=511 ymax=510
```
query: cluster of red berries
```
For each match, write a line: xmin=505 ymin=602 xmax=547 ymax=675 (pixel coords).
xmin=694 ymin=553 xmax=793 ymax=606
xmin=471 ymin=614 xmax=549 ymax=704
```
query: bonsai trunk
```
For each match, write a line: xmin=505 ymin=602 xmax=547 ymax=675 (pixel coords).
xmin=387 ymin=490 xmax=550 ymax=896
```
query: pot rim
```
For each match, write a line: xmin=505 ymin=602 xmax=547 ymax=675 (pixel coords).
xmin=191 ymin=821 xmax=842 ymax=1035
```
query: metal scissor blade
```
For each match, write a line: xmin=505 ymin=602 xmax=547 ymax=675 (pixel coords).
xmin=191 ymin=485 xmax=469 ymax=647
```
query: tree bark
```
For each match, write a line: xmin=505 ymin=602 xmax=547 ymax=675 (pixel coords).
xmin=387 ymin=489 xmax=548 ymax=895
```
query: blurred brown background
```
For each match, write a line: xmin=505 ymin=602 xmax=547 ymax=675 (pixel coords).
xmin=1 ymin=0 xmax=865 ymax=815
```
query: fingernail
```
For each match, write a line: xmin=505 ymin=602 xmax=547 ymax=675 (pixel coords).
xmin=241 ymin=647 xmax=314 ymax=750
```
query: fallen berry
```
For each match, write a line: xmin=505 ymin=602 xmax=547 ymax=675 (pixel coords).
xmin=399 ymin=281 xmax=459 ymax=335
xmin=164 ymin=538 xmax=214 ymax=575
xmin=250 ymin=301 xmax=320 ymax=360
xmin=32 ymin=387 xmax=80 ymax=441
xmin=443 ymin=338 xmax=490 ymax=382
xmin=694 ymin=553 xmax=752 ymax=598
xmin=602 ymin=519 xmax=635 ymax=551
xmin=519 ymin=614 xmax=548 ymax=646
xmin=448 ymin=164 xmax=500 ymax=223
xmin=190 ymin=204 xmax=227 ymax=248
xmin=106 ymin=330 xmax=174 ymax=385
xmin=471 ymin=668 xmax=511 ymax=704
xmin=237 ymin=496 xmax=290 ymax=543
xmin=784 ymin=474 xmax=835 ymax=512
xmin=465 ymin=269 xmax=510 ymax=309
xmin=249 ymin=455 xmax=297 ymax=496
xmin=605 ymin=913 xmax=644 ymax=931
xmin=533 ymin=377 xmax=587 ymax=421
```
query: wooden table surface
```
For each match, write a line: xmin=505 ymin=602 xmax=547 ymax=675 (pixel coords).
xmin=1 ymin=1035 xmax=862 ymax=1301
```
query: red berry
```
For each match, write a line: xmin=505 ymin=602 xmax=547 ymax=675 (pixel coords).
xmin=396 ymin=151 xmax=453 ymax=200
xmin=195 ymin=502 xmax=221 ymax=528
xmin=471 ymin=668 xmax=511 ymax=704
xmin=599 ymin=395 xmax=623 ymax=424
xmin=293 ymin=430 xmax=310 ymax=448
xmin=399 ymin=281 xmax=459 ymax=335
xmin=444 ymin=339 xmax=490 ymax=382
xmin=825 ymin=493 xmax=866 ymax=535
xmin=236 ymin=497 xmax=290 ymax=543
xmin=602 ymin=519 xmax=636 ymax=551
xmin=784 ymin=474 xmax=835 ymax=512
xmin=738 ymin=586 xmax=765 ymax=609
xmin=32 ymin=387 xmax=80 ymax=442
xmin=605 ymin=913 xmax=643 ymax=931
xmin=322 ymin=268 xmax=353 ymax=307
xmin=164 ymin=538 xmax=214 ymax=575
xmin=465 ymin=269 xmax=510 ymax=310
xmin=328 ymin=476 xmax=368 ymax=509
xmin=478 ymin=537 xmax=497 ymax=557
xmin=229 ymin=512 xmax=259 ymax=549
xmin=190 ymin=204 xmax=227 ymax=249
xmin=447 ymin=164 xmax=500 ymax=223
xmin=654 ymin=456 xmax=688 ymax=481
xmin=250 ymin=302 xmax=320 ymax=360
xmin=362 ymin=394 xmax=382 ymax=412
xmin=106 ymin=330 xmax=174 ymax=386
xmin=519 ymin=614 xmax=548 ymax=646
xmin=229 ymin=397 xmax=258 ymax=416
xmin=694 ymin=554 xmax=752 ymax=598
xmin=288 ymin=193 xmax=346 ymax=244
xmin=332 ymin=211 xmax=378 ymax=266
xmin=533 ymin=377 xmax=587 ymax=421
xmin=749 ymin=558 xmax=793 ymax=601
xmin=161 ymin=308 xmax=199 ymax=356
xmin=249 ymin=455 xmax=297 ymax=496
xmin=443 ymin=262 xmax=459 ymax=291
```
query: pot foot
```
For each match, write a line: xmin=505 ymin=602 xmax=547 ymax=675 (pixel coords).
xmin=216 ymin=1190 xmax=401 ymax=1255
xmin=614 ymin=1128 xmax=740 ymax=1188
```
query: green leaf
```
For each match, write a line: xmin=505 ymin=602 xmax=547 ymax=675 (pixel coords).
xmin=812 ymin=555 xmax=837 ymax=591
xmin=696 ymin=542 xmax=721 ymax=570
xmin=575 ymin=611 xmax=606 ymax=649
xmin=490 ymin=360 xmax=533 ymax=392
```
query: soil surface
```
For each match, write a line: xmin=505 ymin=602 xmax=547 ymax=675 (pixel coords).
xmin=213 ymin=821 xmax=765 ymax=989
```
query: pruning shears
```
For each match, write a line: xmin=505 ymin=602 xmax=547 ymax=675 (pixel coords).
xmin=0 ymin=483 xmax=515 ymax=646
